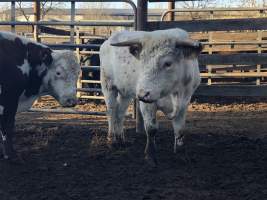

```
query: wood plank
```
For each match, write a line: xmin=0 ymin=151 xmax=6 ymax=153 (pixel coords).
xmin=200 ymin=72 xmax=267 ymax=78
xmin=148 ymin=18 xmax=267 ymax=32
xmin=199 ymin=53 xmax=267 ymax=65
xmin=195 ymin=85 xmax=267 ymax=97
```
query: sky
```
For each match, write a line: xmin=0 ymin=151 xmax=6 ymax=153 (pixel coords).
xmin=0 ymin=1 xmax=256 ymax=11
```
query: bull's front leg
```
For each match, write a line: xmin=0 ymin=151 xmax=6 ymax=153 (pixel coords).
xmin=0 ymin=89 xmax=21 ymax=161
xmin=0 ymin=106 xmax=17 ymax=160
xmin=140 ymin=102 xmax=158 ymax=166
xmin=172 ymin=105 xmax=187 ymax=153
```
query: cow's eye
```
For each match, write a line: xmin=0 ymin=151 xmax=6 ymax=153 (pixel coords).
xmin=56 ymin=72 xmax=61 ymax=76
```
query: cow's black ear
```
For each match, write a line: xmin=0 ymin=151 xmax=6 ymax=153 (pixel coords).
xmin=129 ymin=44 xmax=142 ymax=59
xmin=41 ymin=48 xmax=53 ymax=66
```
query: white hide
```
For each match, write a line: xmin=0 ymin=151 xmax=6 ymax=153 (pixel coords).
xmin=17 ymin=59 xmax=30 ymax=76
xmin=100 ymin=28 xmax=201 ymax=153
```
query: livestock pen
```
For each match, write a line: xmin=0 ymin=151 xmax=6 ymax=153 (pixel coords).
xmin=0 ymin=1 xmax=266 ymax=200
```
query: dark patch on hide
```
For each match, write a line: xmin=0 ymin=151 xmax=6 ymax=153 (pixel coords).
xmin=25 ymin=42 xmax=53 ymax=97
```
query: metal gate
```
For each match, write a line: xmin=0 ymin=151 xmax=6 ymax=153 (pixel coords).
xmin=0 ymin=0 xmax=137 ymax=116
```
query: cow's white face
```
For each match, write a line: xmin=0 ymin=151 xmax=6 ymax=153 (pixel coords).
xmin=45 ymin=50 xmax=80 ymax=107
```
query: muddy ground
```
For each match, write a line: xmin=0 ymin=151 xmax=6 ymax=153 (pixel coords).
xmin=0 ymin=98 xmax=267 ymax=200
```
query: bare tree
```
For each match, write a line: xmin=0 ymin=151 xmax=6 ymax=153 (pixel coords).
xmin=182 ymin=0 xmax=216 ymax=9
xmin=239 ymin=0 xmax=257 ymax=7
xmin=16 ymin=1 xmax=66 ymax=21
xmin=239 ymin=0 xmax=267 ymax=7
xmin=181 ymin=0 xmax=216 ymax=20
xmin=16 ymin=2 xmax=31 ymax=21
xmin=81 ymin=2 xmax=112 ymax=35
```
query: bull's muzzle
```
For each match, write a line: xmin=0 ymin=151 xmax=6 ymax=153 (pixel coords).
xmin=137 ymin=89 xmax=154 ymax=103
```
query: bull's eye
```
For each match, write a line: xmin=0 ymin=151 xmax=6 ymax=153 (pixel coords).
xmin=164 ymin=61 xmax=172 ymax=68
xmin=56 ymin=72 xmax=61 ymax=76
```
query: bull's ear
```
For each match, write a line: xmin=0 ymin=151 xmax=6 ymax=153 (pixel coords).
xmin=176 ymin=40 xmax=203 ymax=58
xmin=110 ymin=31 xmax=144 ymax=59
xmin=129 ymin=43 xmax=142 ymax=59
xmin=41 ymin=48 xmax=53 ymax=66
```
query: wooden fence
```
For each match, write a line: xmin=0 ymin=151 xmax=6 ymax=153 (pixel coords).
xmin=158 ymin=8 xmax=267 ymax=96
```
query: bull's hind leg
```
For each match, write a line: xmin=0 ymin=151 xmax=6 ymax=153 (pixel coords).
xmin=114 ymin=94 xmax=131 ymax=144
xmin=102 ymin=84 xmax=130 ymax=147
xmin=102 ymin=85 xmax=118 ymax=144
xmin=140 ymin=102 xmax=158 ymax=166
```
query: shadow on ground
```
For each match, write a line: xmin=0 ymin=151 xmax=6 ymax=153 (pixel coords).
xmin=0 ymin=111 xmax=266 ymax=200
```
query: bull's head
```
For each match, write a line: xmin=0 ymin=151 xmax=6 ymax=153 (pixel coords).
xmin=110 ymin=29 xmax=202 ymax=103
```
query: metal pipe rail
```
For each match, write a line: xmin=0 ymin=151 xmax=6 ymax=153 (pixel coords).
xmin=47 ymin=44 xmax=101 ymax=50
xmin=161 ymin=7 xmax=267 ymax=21
xmin=29 ymin=108 xmax=106 ymax=116
xmin=81 ymin=66 xmax=100 ymax=71
xmin=29 ymin=108 xmax=133 ymax=118
xmin=78 ymin=88 xmax=102 ymax=92
xmin=0 ymin=21 xmax=134 ymax=27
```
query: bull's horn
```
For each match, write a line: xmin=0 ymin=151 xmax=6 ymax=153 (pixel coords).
xmin=176 ymin=39 xmax=201 ymax=47
xmin=110 ymin=31 xmax=145 ymax=47
xmin=110 ymin=39 xmax=141 ymax=47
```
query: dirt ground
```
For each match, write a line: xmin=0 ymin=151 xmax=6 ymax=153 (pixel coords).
xmin=0 ymin=98 xmax=267 ymax=200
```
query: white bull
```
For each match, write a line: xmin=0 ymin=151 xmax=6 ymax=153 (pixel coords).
xmin=100 ymin=28 xmax=202 ymax=165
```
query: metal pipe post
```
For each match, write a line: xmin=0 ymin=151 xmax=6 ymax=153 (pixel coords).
xmin=168 ymin=1 xmax=175 ymax=21
xmin=135 ymin=0 xmax=148 ymax=133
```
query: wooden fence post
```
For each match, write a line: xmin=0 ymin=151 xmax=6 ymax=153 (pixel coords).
xmin=257 ymin=10 xmax=263 ymax=86
xmin=33 ymin=1 xmax=40 ymax=42
xmin=76 ymin=28 xmax=82 ymax=99
xmin=70 ymin=1 xmax=75 ymax=44
xmin=11 ymin=1 xmax=15 ymax=33
xmin=207 ymin=10 xmax=214 ymax=86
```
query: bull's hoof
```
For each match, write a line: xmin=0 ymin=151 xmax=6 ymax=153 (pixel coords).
xmin=145 ymin=155 xmax=158 ymax=168
xmin=1 ymin=153 xmax=25 ymax=165
xmin=107 ymin=137 xmax=126 ymax=150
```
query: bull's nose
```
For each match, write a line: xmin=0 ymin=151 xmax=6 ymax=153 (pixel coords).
xmin=138 ymin=90 xmax=153 ymax=103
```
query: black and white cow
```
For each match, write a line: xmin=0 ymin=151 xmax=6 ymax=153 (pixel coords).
xmin=0 ymin=32 xmax=80 ymax=160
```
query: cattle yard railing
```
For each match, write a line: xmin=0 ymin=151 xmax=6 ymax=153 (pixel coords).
xmin=0 ymin=0 xmax=137 ymax=116
xmin=158 ymin=7 xmax=267 ymax=96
